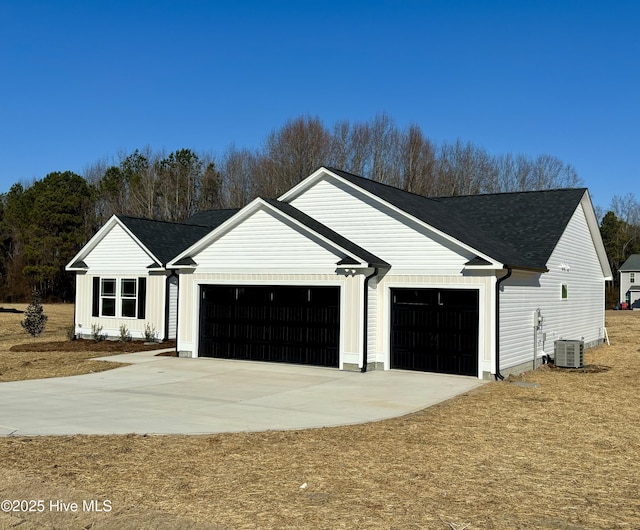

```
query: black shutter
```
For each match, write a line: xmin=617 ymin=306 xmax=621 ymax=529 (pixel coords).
xmin=138 ymin=277 xmax=147 ymax=319
xmin=92 ymin=277 xmax=100 ymax=317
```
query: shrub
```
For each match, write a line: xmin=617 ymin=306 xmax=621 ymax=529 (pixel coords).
xmin=20 ymin=289 xmax=48 ymax=338
xmin=91 ymin=323 xmax=106 ymax=342
xmin=119 ymin=324 xmax=132 ymax=342
xmin=144 ymin=323 xmax=158 ymax=343
xmin=65 ymin=325 xmax=76 ymax=342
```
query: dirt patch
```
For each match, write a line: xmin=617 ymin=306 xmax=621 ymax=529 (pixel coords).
xmin=10 ymin=338 xmax=176 ymax=353
xmin=1 ymin=309 xmax=640 ymax=529
xmin=540 ymin=362 xmax=612 ymax=374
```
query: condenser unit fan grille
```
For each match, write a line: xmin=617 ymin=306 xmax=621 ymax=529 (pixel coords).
xmin=554 ymin=340 xmax=584 ymax=368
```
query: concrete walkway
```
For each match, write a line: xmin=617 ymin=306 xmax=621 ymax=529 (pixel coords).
xmin=0 ymin=351 xmax=485 ymax=436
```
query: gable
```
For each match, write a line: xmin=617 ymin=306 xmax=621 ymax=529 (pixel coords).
xmin=190 ymin=206 xmax=351 ymax=272
xmin=546 ymin=202 xmax=603 ymax=279
xmin=82 ymin=223 xmax=158 ymax=273
xmin=286 ymin=175 xmax=480 ymax=273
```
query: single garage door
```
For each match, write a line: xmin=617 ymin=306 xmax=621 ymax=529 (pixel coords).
xmin=199 ymin=285 xmax=340 ymax=367
xmin=391 ymin=288 xmax=479 ymax=376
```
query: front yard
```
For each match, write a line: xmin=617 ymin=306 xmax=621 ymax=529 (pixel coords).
xmin=0 ymin=306 xmax=639 ymax=529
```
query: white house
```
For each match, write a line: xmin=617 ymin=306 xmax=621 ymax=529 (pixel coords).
xmin=67 ymin=167 xmax=612 ymax=379
xmin=619 ymin=254 xmax=640 ymax=309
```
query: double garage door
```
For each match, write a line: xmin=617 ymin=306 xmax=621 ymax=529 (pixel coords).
xmin=199 ymin=285 xmax=340 ymax=367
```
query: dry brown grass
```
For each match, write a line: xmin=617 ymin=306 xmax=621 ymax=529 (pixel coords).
xmin=2 ymin=310 xmax=640 ymax=529
xmin=0 ymin=304 xmax=174 ymax=382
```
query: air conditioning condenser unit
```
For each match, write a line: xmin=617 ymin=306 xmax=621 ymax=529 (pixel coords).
xmin=554 ymin=340 xmax=584 ymax=368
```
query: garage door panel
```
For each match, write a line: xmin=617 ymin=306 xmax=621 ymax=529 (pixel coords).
xmin=199 ymin=285 xmax=339 ymax=367
xmin=391 ymin=288 xmax=478 ymax=376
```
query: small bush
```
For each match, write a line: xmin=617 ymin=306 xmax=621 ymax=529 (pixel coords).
xmin=21 ymin=290 xmax=48 ymax=338
xmin=91 ymin=323 xmax=106 ymax=342
xmin=119 ymin=324 xmax=132 ymax=342
xmin=65 ymin=325 xmax=76 ymax=342
xmin=144 ymin=323 xmax=158 ymax=343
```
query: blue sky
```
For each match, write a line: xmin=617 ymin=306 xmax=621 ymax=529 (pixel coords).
xmin=0 ymin=0 xmax=638 ymax=212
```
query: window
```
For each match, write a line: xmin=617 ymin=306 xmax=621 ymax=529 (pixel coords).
xmin=631 ymin=272 xmax=636 ymax=283
xmin=121 ymin=279 xmax=137 ymax=317
xmin=101 ymin=279 xmax=116 ymax=316
xmin=93 ymin=277 xmax=146 ymax=319
xmin=561 ymin=283 xmax=568 ymax=299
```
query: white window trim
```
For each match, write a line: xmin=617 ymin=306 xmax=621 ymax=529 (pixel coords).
xmin=100 ymin=277 xmax=139 ymax=319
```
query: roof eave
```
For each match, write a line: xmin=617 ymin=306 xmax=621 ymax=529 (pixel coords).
xmin=503 ymin=264 xmax=550 ymax=273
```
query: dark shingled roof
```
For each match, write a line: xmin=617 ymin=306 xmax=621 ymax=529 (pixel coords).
xmin=435 ymin=188 xmax=588 ymax=269
xmin=184 ymin=209 xmax=239 ymax=227
xmin=264 ymin=199 xmax=389 ymax=268
xmin=326 ymin=168 xmax=587 ymax=270
xmin=620 ymin=254 xmax=640 ymax=272
xmin=118 ymin=217 xmax=215 ymax=266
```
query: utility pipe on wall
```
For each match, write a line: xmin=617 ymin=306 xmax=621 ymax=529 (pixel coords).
xmin=494 ymin=268 xmax=513 ymax=381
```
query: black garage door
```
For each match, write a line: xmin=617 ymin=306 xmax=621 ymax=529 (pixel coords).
xmin=199 ymin=285 xmax=340 ymax=367
xmin=391 ymin=288 xmax=479 ymax=376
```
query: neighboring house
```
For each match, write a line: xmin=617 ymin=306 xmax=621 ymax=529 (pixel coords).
xmin=67 ymin=167 xmax=612 ymax=379
xmin=619 ymin=254 xmax=640 ymax=309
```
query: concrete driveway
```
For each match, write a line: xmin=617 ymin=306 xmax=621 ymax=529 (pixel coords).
xmin=0 ymin=351 xmax=485 ymax=436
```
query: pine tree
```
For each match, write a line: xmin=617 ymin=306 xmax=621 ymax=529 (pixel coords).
xmin=21 ymin=289 xmax=48 ymax=338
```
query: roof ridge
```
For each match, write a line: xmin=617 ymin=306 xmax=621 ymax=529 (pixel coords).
xmin=118 ymin=214 xmax=212 ymax=229
xmin=434 ymin=187 xmax=587 ymax=200
xmin=325 ymin=167 xmax=586 ymax=201
xmin=323 ymin=166 xmax=566 ymax=270
xmin=325 ymin=166 xmax=440 ymax=202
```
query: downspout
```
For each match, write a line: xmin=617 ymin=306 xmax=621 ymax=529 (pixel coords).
xmin=494 ymin=267 xmax=513 ymax=381
xmin=361 ymin=267 xmax=378 ymax=373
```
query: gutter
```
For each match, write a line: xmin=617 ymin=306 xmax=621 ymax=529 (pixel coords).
xmin=494 ymin=267 xmax=513 ymax=381
xmin=361 ymin=267 xmax=378 ymax=373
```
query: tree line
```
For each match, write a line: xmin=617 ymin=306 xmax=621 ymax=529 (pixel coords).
xmin=0 ymin=114 xmax=635 ymax=303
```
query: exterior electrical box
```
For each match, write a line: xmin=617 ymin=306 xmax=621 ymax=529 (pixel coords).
xmin=554 ymin=340 xmax=584 ymax=368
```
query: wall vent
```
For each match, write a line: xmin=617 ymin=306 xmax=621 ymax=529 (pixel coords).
xmin=554 ymin=340 xmax=584 ymax=368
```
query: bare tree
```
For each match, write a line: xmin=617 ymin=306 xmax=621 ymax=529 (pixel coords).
xmin=369 ymin=113 xmax=401 ymax=186
xmin=257 ymin=116 xmax=332 ymax=197
xmin=398 ymin=125 xmax=437 ymax=195
xmin=218 ymin=146 xmax=258 ymax=208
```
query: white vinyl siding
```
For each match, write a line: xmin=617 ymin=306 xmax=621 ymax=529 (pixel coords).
xmin=74 ymin=273 xmax=167 ymax=340
xmin=83 ymin=224 xmax=156 ymax=273
xmin=168 ymin=276 xmax=178 ymax=339
xmin=366 ymin=276 xmax=378 ymax=366
xmin=193 ymin=207 xmax=344 ymax=273
xmin=289 ymin=177 xmax=475 ymax=274
xmin=500 ymin=203 xmax=605 ymax=370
